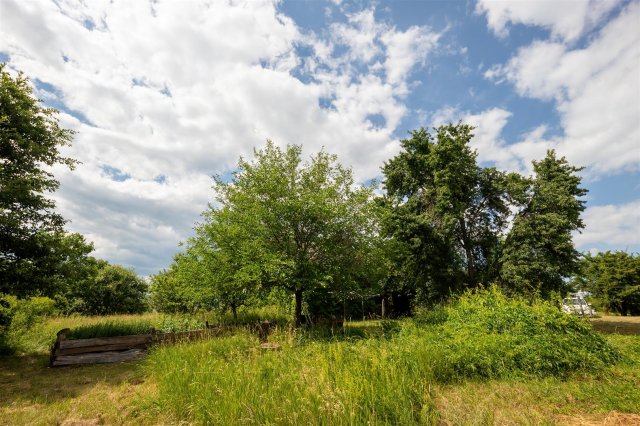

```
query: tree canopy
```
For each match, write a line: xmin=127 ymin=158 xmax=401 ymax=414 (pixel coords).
xmin=158 ymin=142 xmax=381 ymax=325
xmin=575 ymin=251 xmax=640 ymax=315
xmin=499 ymin=150 xmax=587 ymax=297
xmin=0 ymin=64 xmax=78 ymax=296
xmin=153 ymin=127 xmax=595 ymax=321
xmin=381 ymin=124 xmax=522 ymax=303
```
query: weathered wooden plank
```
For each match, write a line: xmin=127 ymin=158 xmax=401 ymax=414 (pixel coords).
xmin=49 ymin=328 xmax=70 ymax=367
xmin=56 ymin=341 xmax=149 ymax=356
xmin=52 ymin=349 xmax=146 ymax=366
xmin=59 ymin=334 xmax=151 ymax=349
xmin=50 ymin=326 xmax=227 ymax=367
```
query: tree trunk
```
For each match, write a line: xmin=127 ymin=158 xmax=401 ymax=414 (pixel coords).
xmin=294 ymin=289 xmax=303 ymax=327
xmin=381 ymin=295 xmax=386 ymax=319
xmin=231 ymin=304 xmax=237 ymax=320
xmin=459 ymin=218 xmax=476 ymax=286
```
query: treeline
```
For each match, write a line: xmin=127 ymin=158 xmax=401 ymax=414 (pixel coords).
xmin=573 ymin=251 xmax=640 ymax=315
xmin=149 ymin=126 xmax=638 ymax=323
xmin=1 ymin=64 xmax=638 ymax=339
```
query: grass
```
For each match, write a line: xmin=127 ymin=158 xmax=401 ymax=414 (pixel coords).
xmin=141 ymin=290 xmax=629 ymax=424
xmin=5 ymin=308 xmax=283 ymax=354
xmin=1 ymin=300 xmax=639 ymax=425
xmin=591 ymin=315 xmax=640 ymax=335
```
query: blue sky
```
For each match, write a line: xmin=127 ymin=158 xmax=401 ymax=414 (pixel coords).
xmin=1 ymin=0 xmax=638 ymax=275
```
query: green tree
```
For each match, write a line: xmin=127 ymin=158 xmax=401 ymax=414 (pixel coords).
xmin=577 ymin=251 xmax=640 ymax=315
xmin=382 ymin=124 xmax=518 ymax=303
xmin=500 ymin=150 xmax=587 ymax=297
xmin=76 ymin=263 xmax=148 ymax=315
xmin=149 ymin=267 xmax=194 ymax=313
xmin=0 ymin=64 xmax=77 ymax=296
xmin=193 ymin=141 xmax=379 ymax=326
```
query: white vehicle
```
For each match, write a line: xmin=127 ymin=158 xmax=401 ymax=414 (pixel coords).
xmin=562 ymin=295 xmax=597 ymax=316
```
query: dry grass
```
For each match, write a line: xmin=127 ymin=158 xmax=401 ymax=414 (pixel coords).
xmin=0 ymin=355 xmax=156 ymax=426
xmin=556 ymin=412 xmax=640 ymax=426
xmin=590 ymin=315 xmax=640 ymax=335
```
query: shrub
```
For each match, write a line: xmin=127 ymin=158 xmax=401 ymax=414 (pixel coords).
xmin=1 ymin=296 xmax=58 ymax=354
xmin=418 ymin=286 xmax=620 ymax=381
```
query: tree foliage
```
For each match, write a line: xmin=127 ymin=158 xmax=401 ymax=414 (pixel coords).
xmin=155 ymin=127 xmax=591 ymax=320
xmin=382 ymin=124 xmax=519 ymax=303
xmin=156 ymin=142 xmax=381 ymax=324
xmin=500 ymin=150 xmax=587 ymax=296
xmin=576 ymin=251 xmax=640 ymax=315
xmin=74 ymin=263 xmax=148 ymax=315
xmin=0 ymin=63 xmax=78 ymax=296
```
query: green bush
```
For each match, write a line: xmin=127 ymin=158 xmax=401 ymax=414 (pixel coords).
xmin=10 ymin=297 xmax=58 ymax=330
xmin=413 ymin=306 xmax=448 ymax=326
xmin=1 ymin=296 xmax=58 ymax=354
xmin=418 ymin=286 xmax=620 ymax=381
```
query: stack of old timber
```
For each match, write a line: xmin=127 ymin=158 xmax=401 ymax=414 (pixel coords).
xmin=50 ymin=325 xmax=222 ymax=367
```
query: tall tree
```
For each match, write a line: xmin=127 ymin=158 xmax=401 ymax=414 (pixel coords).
xmin=382 ymin=124 xmax=517 ymax=303
xmin=191 ymin=141 xmax=378 ymax=326
xmin=0 ymin=64 xmax=77 ymax=296
xmin=500 ymin=150 xmax=587 ymax=297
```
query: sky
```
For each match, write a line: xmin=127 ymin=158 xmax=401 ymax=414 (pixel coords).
xmin=1 ymin=0 xmax=639 ymax=276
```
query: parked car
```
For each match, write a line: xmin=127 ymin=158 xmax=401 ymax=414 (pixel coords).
xmin=562 ymin=296 xmax=597 ymax=316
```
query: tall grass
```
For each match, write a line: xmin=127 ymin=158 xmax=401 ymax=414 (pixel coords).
xmin=145 ymin=288 xmax=620 ymax=424
xmin=5 ymin=305 xmax=290 ymax=354
xmin=146 ymin=333 xmax=439 ymax=425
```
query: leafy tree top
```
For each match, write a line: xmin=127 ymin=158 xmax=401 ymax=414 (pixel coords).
xmin=0 ymin=64 xmax=79 ymax=296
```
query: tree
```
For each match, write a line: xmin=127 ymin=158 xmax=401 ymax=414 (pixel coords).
xmin=75 ymin=263 xmax=148 ymax=315
xmin=0 ymin=64 xmax=77 ymax=296
xmin=149 ymin=267 xmax=194 ymax=313
xmin=576 ymin=251 xmax=640 ymax=315
xmin=382 ymin=124 xmax=518 ymax=303
xmin=192 ymin=141 xmax=379 ymax=326
xmin=500 ymin=150 xmax=587 ymax=297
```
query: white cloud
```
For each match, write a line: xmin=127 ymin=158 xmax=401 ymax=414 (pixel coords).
xmin=481 ymin=2 xmax=640 ymax=176
xmin=476 ymin=0 xmax=621 ymax=42
xmin=574 ymin=200 xmax=640 ymax=249
xmin=381 ymin=24 xmax=441 ymax=89
xmin=429 ymin=106 xmax=546 ymax=174
xmin=0 ymin=1 xmax=441 ymax=274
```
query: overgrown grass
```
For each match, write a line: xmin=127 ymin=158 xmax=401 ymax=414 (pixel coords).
xmin=144 ymin=288 xmax=622 ymax=424
xmin=66 ymin=320 xmax=154 ymax=340
xmin=1 ymin=292 xmax=635 ymax=424
xmin=3 ymin=305 xmax=290 ymax=354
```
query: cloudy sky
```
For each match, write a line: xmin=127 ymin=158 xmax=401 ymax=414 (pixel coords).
xmin=1 ymin=0 xmax=638 ymax=275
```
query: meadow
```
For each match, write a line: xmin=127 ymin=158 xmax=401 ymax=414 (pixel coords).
xmin=1 ymin=292 xmax=639 ymax=425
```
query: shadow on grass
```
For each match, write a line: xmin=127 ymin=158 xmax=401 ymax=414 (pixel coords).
xmin=292 ymin=323 xmax=392 ymax=343
xmin=0 ymin=353 xmax=145 ymax=407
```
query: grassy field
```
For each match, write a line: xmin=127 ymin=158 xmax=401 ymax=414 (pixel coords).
xmin=1 ymin=312 xmax=639 ymax=425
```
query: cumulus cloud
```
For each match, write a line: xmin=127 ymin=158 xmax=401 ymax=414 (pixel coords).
xmin=574 ymin=200 xmax=640 ymax=249
xmin=429 ymin=106 xmax=550 ymax=174
xmin=476 ymin=0 xmax=621 ymax=42
xmin=0 ymin=1 xmax=441 ymax=274
xmin=479 ymin=2 xmax=640 ymax=176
